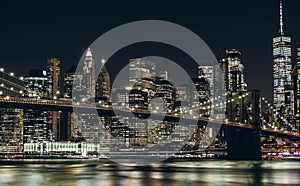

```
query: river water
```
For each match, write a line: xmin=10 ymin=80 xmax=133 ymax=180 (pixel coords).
xmin=0 ymin=160 xmax=299 ymax=186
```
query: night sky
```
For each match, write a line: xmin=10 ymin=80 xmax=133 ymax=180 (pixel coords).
xmin=1 ymin=0 xmax=300 ymax=103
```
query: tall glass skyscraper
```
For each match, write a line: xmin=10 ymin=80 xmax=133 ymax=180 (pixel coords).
xmin=219 ymin=49 xmax=247 ymax=92
xmin=273 ymin=0 xmax=293 ymax=116
xmin=23 ymin=69 xmax=50 ymax=143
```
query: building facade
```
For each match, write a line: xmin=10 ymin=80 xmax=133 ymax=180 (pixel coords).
xmin=293 ymin=47 xmax=300 ymax=132
xmin=0 ymin=68 xmax=25 ymax=153
xmin=219 ymin=49 xmax=247 ymax=92
xmin=23 ymin=69 xmax=50 ymax=143
xmin=63 ymin=66 xmax=77 ymax=99
xmin=129 ymin=58 xmax=156 ymax=89
xmin=47 ymin=57 xmax=60 ymax=100
xmin=95 ymin=64 xmax=111 ymax=105
xmin=272 ymin=0 xmax=293 ymax=130
xmin=82 ymin=48 xmax=96 ymax=101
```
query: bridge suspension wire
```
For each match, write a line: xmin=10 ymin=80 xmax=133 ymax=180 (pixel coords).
xmin=259 ymin=96 xmax=299 ymax=131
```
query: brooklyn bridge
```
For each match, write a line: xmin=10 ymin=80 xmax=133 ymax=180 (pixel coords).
xmin=1 ymin=91 xmax=299 ymax=160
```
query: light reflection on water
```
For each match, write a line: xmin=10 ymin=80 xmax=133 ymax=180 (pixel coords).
xmin=0 ymin=160 xmax=299 ymax=186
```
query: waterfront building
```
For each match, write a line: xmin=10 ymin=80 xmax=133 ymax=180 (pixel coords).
xmin=0 ymin=69 xmax=25 ymax=152
xmin=24 ymin=142 xmax=99 ymax=156
xmin=23 ymin=69 xmax=50 ymax=143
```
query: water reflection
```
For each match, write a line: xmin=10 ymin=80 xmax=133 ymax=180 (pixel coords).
xmin=0 ymin=161 xmax=299 ymax=185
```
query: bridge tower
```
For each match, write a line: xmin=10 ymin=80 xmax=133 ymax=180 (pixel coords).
xmin=226 ymin=90 xmax=262 ymax=160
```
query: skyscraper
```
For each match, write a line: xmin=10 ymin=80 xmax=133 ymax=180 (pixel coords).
xmin=273 ymin=0 xmax=293 ymax=117
xmin=23 ymin=69 xmax=50 ymax=143
xmin=219 ymin=49 xmax=247 ymax=92
xmin=47 ymin=57 xmax=61 ymax=100
xmin=63 ymin=66 xmax=77 ymax=99
xmin=82 ymin=48 xmax=96 ymax=101
xmin=129 ymin=58 xmax=156 ymax=89
xmin=95 ymin=63 xmax=111 ymax=105
xmin=24 ymin=69 xmax=48 ymax=99
xmin=47 ymin=57 xmax=61 ymax=141
xmin=198 ymin=66 xmax=214 ymax=96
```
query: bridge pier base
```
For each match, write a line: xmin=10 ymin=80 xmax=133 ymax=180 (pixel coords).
xmin=226 ymin=127 xmax=261 ymax=160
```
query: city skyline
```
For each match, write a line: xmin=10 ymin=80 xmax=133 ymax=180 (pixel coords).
xmin=1 ymin=1 xmax=300 ymax=103
xmin=2 ymin=2 xmax=300 ymax=185
xmin=0 ymin=0 xmax=300 ymax=160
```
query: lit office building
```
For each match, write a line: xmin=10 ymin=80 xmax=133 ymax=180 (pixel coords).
xmin=23 ymin=69 xmax=50 ymax=143
xmin=273 ymin=0 xmax=293 ymax=112
xmin=154 ymin=78 xmax=177 ymax=113
xmin=47 ymin=57 xmax=61 ymax=141
xmin=130 ymin=77 xmax=156 ymax=110
xmin=293 ymin=47 xmax=300 ymax=132
xmin=112 ymin=88 xmax=130 ymax=108
xmin=192 ymin=77 xmax=211 ymax=109
xmin=198 ymin=66 xmax=214 ymax=95
xmin=82 ymin=48 xmax=96 ymax=101
xmin=76 ymin=49 xmax=108 ymax=144
xmin=273 ymin=1 xmax=293 ymax=130
xmin=129 ymin=58 xmax=156 ymax=89
xmin=129 ymin=89 xmax=149 ymax=110
xmin=61 ymin=66 xmax=82 ymax=141
xmin=0 ymin=69 xmax=25 ymax=153
xmin=219 ymin=49 xmax=247 ymax=92
xmin=47 ymin=57 xmax=60 ymax=100
xmin=159 ymin=71 xmax=168 ymax=80
xmin=0 ymin=108 xmax=24 ymax=153
xmin=96 ymin=64 xmax=111 ymax=105
xmin=175 ymin=86 xmax=191 ymax=115
xmin=24 ymin=69 xmax=49 ymax=99
xmin=63 ymin=65 xmax=77 ymax=99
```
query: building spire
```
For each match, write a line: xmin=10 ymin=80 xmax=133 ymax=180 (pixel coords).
xmin=279 ymin=0 xmax=284 ymax=35
xmin=86 ymin=48 xmax=92 ymax=57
